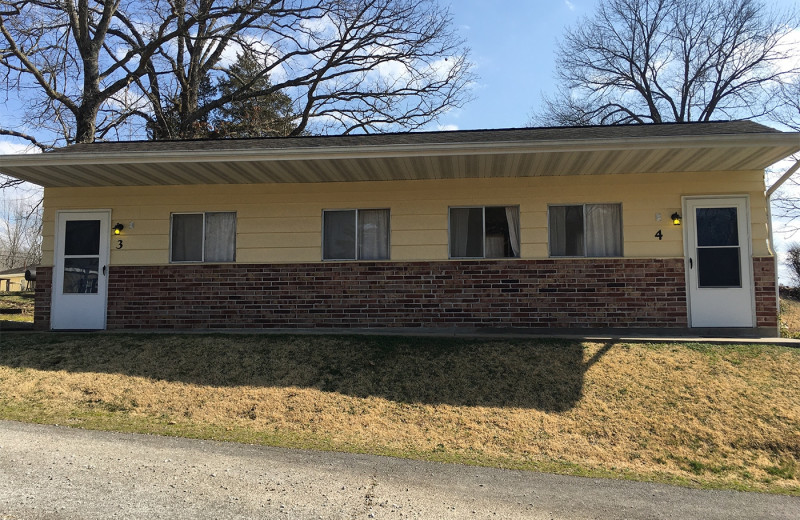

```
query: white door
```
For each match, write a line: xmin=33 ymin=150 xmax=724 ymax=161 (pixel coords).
xmin=685 ymin=197 xmax=754 ymax=328
xmin=52 ymin=210 xmax=110 ymax=330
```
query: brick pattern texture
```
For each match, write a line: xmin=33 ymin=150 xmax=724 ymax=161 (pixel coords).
xmin=99 ymin=259 xmax=689 ymax=330
xmin=753 ymin=257 xmax=778 ymax=328
xmin=33 ymin=266 xmax=52 ymax=331
xmin=34 ymin=258 xmax=777 ymax=331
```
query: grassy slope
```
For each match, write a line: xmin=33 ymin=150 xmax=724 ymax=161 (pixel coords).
xmin=0 ymin=333 xmax=798 ymax=494
xmin=0 ymin=291 xmax=34 ymax=326
xmin=780 ymin=296 xmax=800 ymax=338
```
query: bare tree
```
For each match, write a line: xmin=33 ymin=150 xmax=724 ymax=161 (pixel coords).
xmin=0 ymin=196 xmax=41 ymax=269
xmin=0 ymin=0 xmax=186 ymax=147
xmin=0 ymin=0 xmax=472 ymax=214
xmin=138 ymin=0 xmax=473 ymax=139
xmin=768 ymin=76 xmax=800 ymax=228
xmin=773 ymin=77 xmax=800 ymax=132
xmin=533 ymin=0 xmax=799 ymax=126
xmin=784 ymin=242 xmax=800 ymax=289
xmin=1 ymin=0 xmax=472 ymax=146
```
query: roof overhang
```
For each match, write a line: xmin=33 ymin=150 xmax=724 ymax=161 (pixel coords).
xmin=1 ymin=132 xmax=799 ymax=188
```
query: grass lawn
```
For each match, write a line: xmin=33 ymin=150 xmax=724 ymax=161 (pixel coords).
xmin=780 ymin=295 xmax=800 ymax=338
xmin=0 ymin=291 xmax=34 ymax=328
xmin=0 ymin=333 xmax=798 ymax=495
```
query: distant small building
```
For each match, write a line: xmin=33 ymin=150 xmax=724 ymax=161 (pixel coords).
xmin=0 ymin=267 xmax=30 ymax=292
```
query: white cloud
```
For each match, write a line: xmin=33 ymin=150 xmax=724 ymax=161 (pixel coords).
xmin=564 ymin=0 xmax=575 ymax=11
xmin=775 ymin=28 xmax=800 ymax=76
xmin=217 ymin=37 xmax=289 ymax=85
xmin=0 ymin=141 xmax=43 ymax=211
xmin=436 ymin=124 xmax=459 ymax=131
xmin=299 ymin=14 xmax=337 ymax=39
xmin=725 ymin=26 xmax=800 ymax=90
xmin=0 ymin=140 xmax=41 ymax=155
xmin=375 ymin=59 xmax=413 ymax=83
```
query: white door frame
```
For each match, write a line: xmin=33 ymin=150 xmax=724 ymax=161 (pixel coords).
xmin=51 ymin=209 xmax=111 ymax=330
xmin=682 ymin=195 xmax=755 ymax=328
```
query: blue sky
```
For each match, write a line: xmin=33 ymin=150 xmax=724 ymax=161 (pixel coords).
xmin=441 ymin=0 xmax=799 ymax=131
xmin=443 ymin=0 xmax=588 ymax=130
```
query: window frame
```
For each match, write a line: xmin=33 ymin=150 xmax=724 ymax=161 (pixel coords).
xmin=321 ymin=208 xmax=391 ymax=261
xmin=448 ymin=205 xmax=521 ymax=260
xmin=169 ymin=211 xmax=237 ymax=263
xmin=547 ymin=203 xmax=623 ymax=258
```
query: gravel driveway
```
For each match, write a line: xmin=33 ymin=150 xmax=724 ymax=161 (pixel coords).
xmin=1 ymin=420 xmax=797 ymax=519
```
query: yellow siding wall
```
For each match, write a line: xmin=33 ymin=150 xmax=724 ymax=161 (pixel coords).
xmin=41 ymin=170 xmax=770 ymax=267
xmin=0 ymin=274 xmax=27 ymax=292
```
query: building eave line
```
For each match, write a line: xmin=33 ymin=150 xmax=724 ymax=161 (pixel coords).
xmin=2 ymin=133 xmax=798 ymax=169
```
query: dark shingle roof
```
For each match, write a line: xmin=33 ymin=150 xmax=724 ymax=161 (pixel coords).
xmin=54 ymin=120 xmax=780 ymax=154
xmin=0 ymin=266 xmax=28 ymax=276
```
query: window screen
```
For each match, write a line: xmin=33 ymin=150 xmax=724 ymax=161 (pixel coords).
xmin=64 ymin=220 xmax=101 ymax=256
xmin=449 ymin=206 xmax=520 ymax=259
xmin=62 ymin=220 xmax=101 ymax=293
xmin=696 ymin=207 xmax=741 ymax=288
xmin=549 ymin=204 xmax=622 ymax=257
xmin=171 ymin=212 xmax=236 ymax=262
xmin=323 ymin=209 xmax=389 ymax=260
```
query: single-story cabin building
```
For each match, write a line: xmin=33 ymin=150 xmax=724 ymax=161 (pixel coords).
xmin=1 ymin=121 xmax=798 ymax=335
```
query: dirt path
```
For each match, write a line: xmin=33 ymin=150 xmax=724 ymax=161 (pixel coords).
xmin=1 ymin=420 xmax=797 ymax=519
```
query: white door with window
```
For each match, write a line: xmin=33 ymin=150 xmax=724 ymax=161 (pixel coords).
xmin=52 ymin=210 xmax=110 ymax=330
xmin=685 ymin=197 xmax=754 ymax=328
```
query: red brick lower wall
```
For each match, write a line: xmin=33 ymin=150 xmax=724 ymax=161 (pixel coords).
xmin=753 ymin=257 xmax=778 ymax=328
xmin=34 ymin=258 xmax=777 ymax=331
xmin=33 ymin=266 xmax=52 ymax=330
xmin=98 ymin=259 xmax=688 ymax=330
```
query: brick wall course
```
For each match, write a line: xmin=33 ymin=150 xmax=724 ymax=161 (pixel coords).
xmin=35 ymin=257 xmax=778 ymax=331
xmin=753 ymin=257 xmax=778 ymax=328
xmin=33 ymin=266 xmax=52 ymax=331
xmin=102 ymin=258 xmax=689 ymax=330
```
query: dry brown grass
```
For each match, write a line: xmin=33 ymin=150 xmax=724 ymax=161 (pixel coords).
xmin=0 ymin=292 xmax=34 ymax=327
xmin=780 ymin=297 xmax=800 ymax=338
xmin=0 ymin=333 xmax=798 ymax=493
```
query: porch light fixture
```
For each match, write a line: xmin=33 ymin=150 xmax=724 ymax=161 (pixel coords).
xmin=671 ymin=212 xmax=682 ymax=225
xmin=113 ymin=223 xmax=124 ymax=235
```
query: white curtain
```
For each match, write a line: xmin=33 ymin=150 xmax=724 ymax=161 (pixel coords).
xmin=585 ymin=204 xmax=622 ymax=257
xmin=357 ymin=209 xmax=389 ymax=260
xmin=505 ymin=206 xmax=520 ymax=257
xmin=549 ymin=207 xmax=565 ymax=256
xmin=204 ymin=212 xmax=236 ymax=262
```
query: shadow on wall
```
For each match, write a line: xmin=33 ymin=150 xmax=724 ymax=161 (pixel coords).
xmin=0 ymin=334 xmax=613 ymax=412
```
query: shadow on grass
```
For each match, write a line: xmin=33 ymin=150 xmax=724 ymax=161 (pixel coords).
xmin=0 ymin=333 xmax=613 ymax=412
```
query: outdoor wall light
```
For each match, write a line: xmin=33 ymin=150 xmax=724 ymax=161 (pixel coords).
xmin=113 ymin=223 xmax=125 ymax=235
xmin=671 ymin=212 xmax=682 ymax=225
